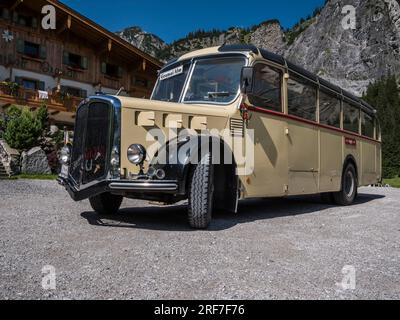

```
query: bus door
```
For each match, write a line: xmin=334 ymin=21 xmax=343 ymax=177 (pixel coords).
xmin=286 ymin=120 xmax=319 ymax=195
xmin=286 ymin=75 xmax=319 ymax=195
xmin=243 ymin=63 xmax=289 ymax=198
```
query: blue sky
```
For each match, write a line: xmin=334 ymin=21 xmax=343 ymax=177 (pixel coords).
xmin=62 ymin=0 xmax=325 ymax=44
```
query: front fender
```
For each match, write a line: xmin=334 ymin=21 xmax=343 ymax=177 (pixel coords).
xmin=150 ymin=135 xmax=217 ymax=194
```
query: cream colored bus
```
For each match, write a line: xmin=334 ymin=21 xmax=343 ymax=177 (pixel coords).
xmin=59 ymin=45 xmax=382 ymax=229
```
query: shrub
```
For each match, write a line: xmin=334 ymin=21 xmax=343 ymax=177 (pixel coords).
xmin=3 ymin=105 xmax=49 ymax=151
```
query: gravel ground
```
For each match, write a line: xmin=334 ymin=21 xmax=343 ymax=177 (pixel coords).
xmin=0 ymin=179 xmax=399 ymax=300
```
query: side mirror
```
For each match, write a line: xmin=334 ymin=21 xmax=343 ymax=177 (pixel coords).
xmin=240 ymin=67 xmax=254 ymax=94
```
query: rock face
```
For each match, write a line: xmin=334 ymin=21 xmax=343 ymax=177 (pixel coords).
xmin=21 ymin=147 xmax=51 ymax=175
xmin=116 ymin=26 xmax=168 ymax=60
xmin=250 ymin=20 xmax=287 ymax=55
xmin=117 ymin=0 xmax=400 ymax=96
xmin=117 ymin=22 xmax=287 ymax=62
xmin=286 ymin=0 xmax=400 ymax=96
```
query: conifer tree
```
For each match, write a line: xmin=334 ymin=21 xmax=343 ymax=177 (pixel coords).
xmin=364 ymin=76 xmax=400 ymax=178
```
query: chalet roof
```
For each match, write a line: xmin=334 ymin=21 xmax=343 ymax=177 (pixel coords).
xmin=1 ymin=0 xmax=163 ymax=69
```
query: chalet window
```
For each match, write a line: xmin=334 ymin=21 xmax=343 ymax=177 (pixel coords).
xmin=17 ymin=40 xmax=46 ymax=59
xmin=63 ymin=51 xmax=88 ymax=70
xmin=319 ymin=89 xmax=341 ymax=128
xmin=11 ymin=12 xmax=38 ymax=28
xmin=133 ymin=76 xmax=149 ymax=88
xmin=15 ymin=77 xmax=45 ymax=91
xmin=101 ymin=62 xmax=123 ymax=78
xmin=1 ymin=8 xmax=10 ymax=20
xmin=287 ymin=74 xmax=317 ymax=121
xmin=60 ymin=86 xmax=87 ymax=99
xmin=343 ymin=102 xmax=360 ymax=134
xmin=361 ymin=111 xmax=375 ymax=138
xmin=249 ymin=64 xmax=282 ymax=112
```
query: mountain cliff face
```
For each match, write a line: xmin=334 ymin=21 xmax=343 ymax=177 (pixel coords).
xmin=117 ymin=21 xmax=287 ymax=63
xmin=117 ymin=0 xmax=400 ymax=96
xmin=116 ymin=26 xmax=168 ymax=59
xmin=286 ymin=0 xmax=400 ymax=96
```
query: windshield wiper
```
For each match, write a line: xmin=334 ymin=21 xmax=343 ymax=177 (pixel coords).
xmin=207 ymin=91 xmax=232 ymax=98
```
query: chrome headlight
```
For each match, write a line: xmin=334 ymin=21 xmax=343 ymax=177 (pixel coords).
xmin=59 ymin=145 xmax=71 ymax=165
xmin=127 ymin=144 xmax=146 ymax=165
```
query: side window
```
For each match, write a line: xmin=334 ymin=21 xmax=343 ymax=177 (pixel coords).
xmin=376 ymin=120 xmax=381 ymax=140
xmin=319 ymin=89 xmax=341 ymax=128
xmin=343 ymin=102 xmax=360 ymax=133
xmin=361 ymin=112 xmax=375 ymax=138
xmin=287 ymin=74 xmax=317 ymax=121
xmin=249 ymin=64 xmax=282 ymax=112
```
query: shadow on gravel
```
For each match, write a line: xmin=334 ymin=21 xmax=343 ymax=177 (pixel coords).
xmin=81 ymin=192 xmax=385 ymax=232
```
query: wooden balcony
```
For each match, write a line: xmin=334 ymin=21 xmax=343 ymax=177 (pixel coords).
xmin=0 ymin=82 xmax=82 ymax=113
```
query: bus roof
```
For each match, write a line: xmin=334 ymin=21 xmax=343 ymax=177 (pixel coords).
xmin=163 ymin=44 xmax=377 ymax=116
xmin=219 ymin=44 xmax=377 ymax=116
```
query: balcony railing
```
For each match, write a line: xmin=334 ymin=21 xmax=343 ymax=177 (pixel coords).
xmin=0 ymin=82 xmax=82 ymax=112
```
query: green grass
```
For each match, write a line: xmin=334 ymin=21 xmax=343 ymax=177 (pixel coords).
xmin=383 ymin=177 xmax=400 ymax=188
xmin=8 ymin=174 xmax=58 ymax=181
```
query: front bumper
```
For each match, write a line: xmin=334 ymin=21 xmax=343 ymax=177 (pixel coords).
xmin=58 ymin=176 xmax=179 ymax=201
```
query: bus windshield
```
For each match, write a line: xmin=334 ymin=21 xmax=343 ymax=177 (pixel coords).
xmin=152 ymin=56 xmax=246 ymax=104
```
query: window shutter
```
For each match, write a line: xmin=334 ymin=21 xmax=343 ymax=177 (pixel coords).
xmin=16 ymin=39 xmax=25 ymax=54
xmin=117 ymin=66 xmax=123 ymax=78
xmin=31 ymin=17 xmax=38 ymax=29
xmin=2 ymin=8 xmax=10 ymax=20
xmin=12 ymin=11 xmax=18 ymax=23
xmin=39 ymin=45 xmax=47 ymax=59
xmin=101 ymin=62 xmax=107 ymax=74
xmin=81 ymin=56 xmax=88 ymax=70
xmin=14 ymin=77 xmax=23 ymax=86
xmin=38 ymin=81 xmax=45 ymax=91
xmin=63 ymin=51 xmax=69 ymax=65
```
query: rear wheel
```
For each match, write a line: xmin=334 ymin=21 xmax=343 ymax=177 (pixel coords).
xmin=89 ymin=193 xmax=123 ymax=215
xmin=188 ymin=153 xmax=214 ymax=229
xmin=333 ymin=163 xmax=358 ymax=206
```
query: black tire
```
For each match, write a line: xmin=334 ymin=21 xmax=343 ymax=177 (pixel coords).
xmin=89 ymin=193 xmax=123 ymax=215
xmin=320 ymin=192 xmax=334 ymax=204
xmin=333 ymin=163 xmax=358 ymax=206
xmin=188 ymin=153 xmax=214 ymax=229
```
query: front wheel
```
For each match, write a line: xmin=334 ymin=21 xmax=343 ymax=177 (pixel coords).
xmin=89 ymin=193 xmax=123 ymax=215
xmin=188 ymin=153 xmax=214 ymax=229
xmin=333 ymin=163 xmax=358 ymax=206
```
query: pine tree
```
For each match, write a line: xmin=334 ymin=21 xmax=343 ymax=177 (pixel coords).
xmin=363 ymin=76 xmax=400 ymax=178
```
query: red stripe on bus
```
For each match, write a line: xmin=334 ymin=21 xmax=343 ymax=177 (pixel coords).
xmin=247 ymin=105 xmax=381 ymax=144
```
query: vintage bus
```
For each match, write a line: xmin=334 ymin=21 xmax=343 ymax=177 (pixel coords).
xmin=59 ymin=44 xmax=382 ymax=229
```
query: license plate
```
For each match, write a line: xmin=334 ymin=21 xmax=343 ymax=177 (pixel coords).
xmin=60 ymin=165 xmax=69 ymax=178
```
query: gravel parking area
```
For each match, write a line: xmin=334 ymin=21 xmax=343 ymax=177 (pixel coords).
xmin=0 ymin=179 xmax=399 ymax=300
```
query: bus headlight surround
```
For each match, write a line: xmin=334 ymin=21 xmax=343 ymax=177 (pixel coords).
xmin=59 ymin=145 xmax=71 ymax=165
xmin=127 ymin=144 xmax=146 ymax=165
xmin=110 ymin=147 xmax=120 ymax=167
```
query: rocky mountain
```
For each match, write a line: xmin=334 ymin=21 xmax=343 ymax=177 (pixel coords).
xmin=117 ymin=20 xmax=288 ymax=62
xmin=116 ymin=26 xmax=168 ymax=59
xmin=117 ymin=0 xmax=400 ymax=96
xmin=286 ymin=0 xmax=400 ymax=96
